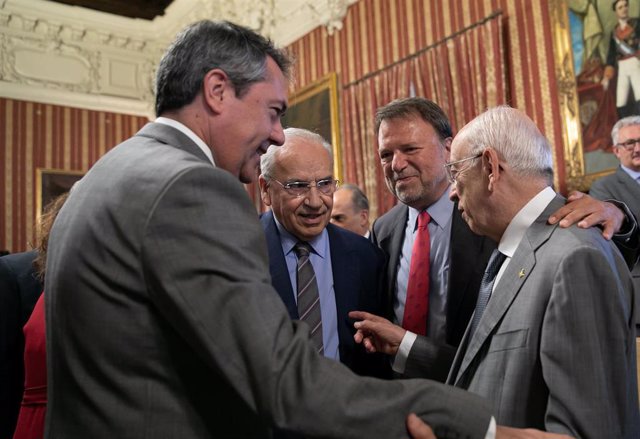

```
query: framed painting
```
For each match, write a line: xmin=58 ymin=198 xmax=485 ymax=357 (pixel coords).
xmin=281 ymin=72 xmax=343 ymax=181
xmin=36 ymin=168 xmax=83 ymax=217
xmin=550 ymin=0 xmax=640 ymax=191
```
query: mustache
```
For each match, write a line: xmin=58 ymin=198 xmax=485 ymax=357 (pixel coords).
xmin=389 ymin=172 xmax=418 ymax=182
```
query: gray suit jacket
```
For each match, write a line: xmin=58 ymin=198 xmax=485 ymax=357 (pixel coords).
xmin=447 ymin=196 xmax=640 ymax=438
xmin=44 ymin=123 xmax=492 ymax=439
xmin=590 ymin=165 xmax=640 ymax=285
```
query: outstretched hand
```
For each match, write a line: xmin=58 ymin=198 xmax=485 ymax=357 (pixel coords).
xmin=349 ymin=311 xmax=406 ymax=355
xmin=547 ymin=191 xmax=623 ymax=240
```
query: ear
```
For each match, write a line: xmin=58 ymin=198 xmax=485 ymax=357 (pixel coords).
xmin=613 ymin=146 xmax=623 ymax=161
xmin=442 ymin=137 xmax=452 ymax=162
xmin=258 ymin=175 xmax=272 ymax=206
xmin=202 ymin=68 xmax=232 ymax=114
xmin=483 ymin=148 xmax=502 ymax=192
xmin=359 ymin=209 xmax=370 ymax=228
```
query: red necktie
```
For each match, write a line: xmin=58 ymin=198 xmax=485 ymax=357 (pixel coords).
xmin=402 ymin=211 xmax=430 ymax=336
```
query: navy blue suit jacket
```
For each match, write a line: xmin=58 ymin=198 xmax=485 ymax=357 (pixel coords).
xmin=260 ymin=211 xmax=389 ymax=378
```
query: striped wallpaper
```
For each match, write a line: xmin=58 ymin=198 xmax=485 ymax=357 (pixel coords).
xmin=0 ymin=98 xmax=148 ymax=252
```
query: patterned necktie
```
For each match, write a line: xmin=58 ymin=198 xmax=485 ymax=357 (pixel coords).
xmin=402 ymin=211 xmax=431 ymax=336
xmin=468 ymin=249 xmax=507 ymax=339
xmin=294 ymin=242 xmax=324 ymax=355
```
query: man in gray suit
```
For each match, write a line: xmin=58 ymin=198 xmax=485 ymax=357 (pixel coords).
xmin=43 ymin=20 xmax=570 ymax=439
xmin=445 ymin=106 xmax=638 ymax=437
xmin=590 ymin=115 xmax=640 ymax=334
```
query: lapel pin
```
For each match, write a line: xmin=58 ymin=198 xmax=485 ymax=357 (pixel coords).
xmin=518 ymin=269 xmax=525 ymax=278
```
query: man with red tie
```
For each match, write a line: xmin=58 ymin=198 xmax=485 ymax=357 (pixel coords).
xmin=356 ymin=97 xmax=637 ymax=382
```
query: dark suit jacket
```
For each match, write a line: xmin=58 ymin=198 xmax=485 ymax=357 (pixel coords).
xmin=371 ymin=202 xmax=495 ymax=381
xmin=0 ymin=251 xmax=42 ymax=439
xmin=44 ymin=122 xmax=492 ymax=439
xmin=260 ymin=212 xmax=389 ymax=378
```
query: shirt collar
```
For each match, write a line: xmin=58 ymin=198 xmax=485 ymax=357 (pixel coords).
xmin=155 ymin=117 xmax=215 ymax=166
xmin=498 ymin=186 xmax=556 ymax=257
xmin=620 ymin=164 xmax=640 ymax=181
xmin=273 ymin=214 xmax=329 ymax=259
xmin=407 ymin=185 xmax=454 ymax=231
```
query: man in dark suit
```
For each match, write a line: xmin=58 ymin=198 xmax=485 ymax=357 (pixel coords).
xmin=590 ymin=115 xmax=640 ymax=334
xmin=352 ymin=97 xmax=636 ymax=382
xmin=0 ymin=251 xmax=42 ymax=439
xmin=44 ymin=19 xmax=565 ymax=439
xmin=259 ymin=128 xmax=387 ymax=378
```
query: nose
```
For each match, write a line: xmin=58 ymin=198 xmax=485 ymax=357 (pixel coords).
xmin=391 ymin=152 xmax=407 ymax=173
xmin=449 ymin=184 xmax=459 ymax=202
xmin=270 ymin=118 xmax=285 ymax=146
xmin=304 ymin=186 xmax=323 ymax=208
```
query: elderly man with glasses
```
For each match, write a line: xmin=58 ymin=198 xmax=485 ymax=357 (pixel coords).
xmin=590 ymin=115 xmax=640 ymax=334
xmin=258 ymin=128 xmax=390 ymax=387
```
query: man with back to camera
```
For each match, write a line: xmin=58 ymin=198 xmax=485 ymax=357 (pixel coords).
xmin=330 ymin=183 xmax=371 ymax=237
xmin=590 ymin=115 xmax=640 ymax=334
xmin=349 ymin=97 xmax=638 ymax=383
xmin=43 ymin=19 xmax=575 ymax=439
xmin=258 ymin=128 xmax=388 ymax=379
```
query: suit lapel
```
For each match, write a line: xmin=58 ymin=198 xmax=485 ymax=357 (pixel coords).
xmin=615 ymin=167 xmax=640 ymax=215
xmin=374 ymin=204 xmax=408 ymax=317
xmin=260 ymin=212 xmax=298 ymax=318
xmin=452 ymin=196 xmax=563 ymax=385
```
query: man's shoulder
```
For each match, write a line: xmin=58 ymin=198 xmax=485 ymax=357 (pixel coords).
xmin=328 ymin=224 xmax=383 ymax=257
xmin=372 ymin=203 xmax=406 ymax=233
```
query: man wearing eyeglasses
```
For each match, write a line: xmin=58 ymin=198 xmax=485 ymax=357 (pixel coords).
xmin=590 ymin=115 xmax=640 ymax=334
xmin=350 ymin=97 xmax=637 ymax=384
xmin=258 ymin=127 xmax=389 ymax=380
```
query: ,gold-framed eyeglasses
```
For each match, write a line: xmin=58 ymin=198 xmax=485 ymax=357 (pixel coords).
xmin=615 ymin=138 xmax=640 ymax=151
xmin=444 ymin=152 xmax=482 ymax=184
xmin=269 ymin=178 xmax=339 ymax=197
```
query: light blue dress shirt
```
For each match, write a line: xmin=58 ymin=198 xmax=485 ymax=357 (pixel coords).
xmin=394 ymin=187 xmax=454 ymax=343
xmin=273 ymin=218 xmax=340 ymax=361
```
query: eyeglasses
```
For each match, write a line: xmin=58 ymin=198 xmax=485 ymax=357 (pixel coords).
xmin=615 ymin=138 xmax=640 ymax=151
xmin=444 ymin=153 xmax=482 ymax=184
xmin=269 ymin=178 xmax=339 ymax=197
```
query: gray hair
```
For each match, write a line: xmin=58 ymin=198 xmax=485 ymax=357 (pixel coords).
xmin=456 ymin=106 xmax=554 ymax=184
xmin=261 ymin=128 xmax=333 ymax=179
xmin=337 ymin=184 xmax=369 ymax=211
xmin=611 ymin=115 xmax=640 ymax=145
xmin=155 ymin=20 xmax=292 ymax=116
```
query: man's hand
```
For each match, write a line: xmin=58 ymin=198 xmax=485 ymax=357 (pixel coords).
xmin=547 ymin=191 xmax=623 ymax=240
xmin=496 ymin=425 xmax=574 ymax=439
xmin=406 ymin=414 xmax=436 ymax=439
xmin=349 ymin=311 xmax=406 ymax=355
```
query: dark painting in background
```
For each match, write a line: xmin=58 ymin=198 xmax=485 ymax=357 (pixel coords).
xmin=281 ymin=73 xmax=342 ymax=181
xmin=36 ymin=169 xmax=83 ymax=217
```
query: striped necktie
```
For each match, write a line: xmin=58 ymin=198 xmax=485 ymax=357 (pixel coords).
xmin=468 ymin=249 xmax=507 ymax=339
xmin=294 ymin=242 xmax=323 ymax=355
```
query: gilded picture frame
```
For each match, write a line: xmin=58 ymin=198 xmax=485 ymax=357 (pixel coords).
xmin=281 ymin=72 xmax=343 ymax=182
xmin=36 ymin=168 xmax=83 ymax=217
xmin=550 ymin=0 xmax=640 ymax=192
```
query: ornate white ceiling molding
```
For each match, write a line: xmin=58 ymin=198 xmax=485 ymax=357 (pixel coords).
xmin=0 ymin=0 xmax=357 ymax=117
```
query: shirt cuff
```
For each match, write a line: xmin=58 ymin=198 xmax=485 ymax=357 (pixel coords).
xmin=391 ymin=331 xmax=417 ymax=374
xmin=485 ymin=417 xmax=496 ymax=439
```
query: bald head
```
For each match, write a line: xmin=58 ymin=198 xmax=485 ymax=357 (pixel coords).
xmin=330 ymin=184 xmax=370 ymax=236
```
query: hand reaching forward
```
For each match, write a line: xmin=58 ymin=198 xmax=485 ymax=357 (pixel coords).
xmin=349 ymin=311 xmax=406 ymax=355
